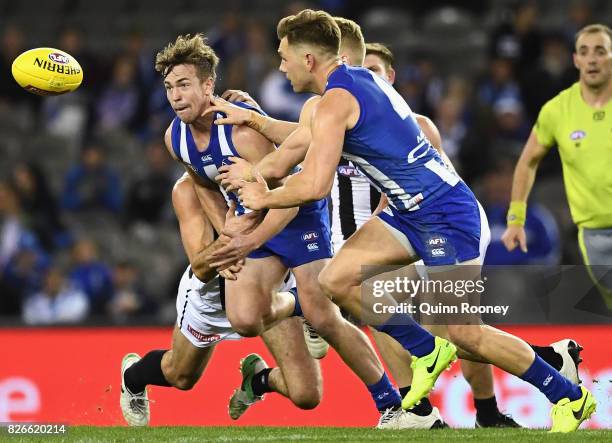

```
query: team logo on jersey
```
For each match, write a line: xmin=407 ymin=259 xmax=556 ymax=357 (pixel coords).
xmin=570 ymin=130 xmax=586 ymax=141
xmin=187 ymin=324 xmax=220 ymax=343
xmin=201 ymin=154 xmax=213 ymax=164
xmin=431 ymin=248 xmax=446 ymax=257
xmin=302 ymin=231 xmax=319 ymax=242
xmin=337 ymin=165 xmax=363 ymax=177
xmin=307 ymin=242 xmax=320 ymax=252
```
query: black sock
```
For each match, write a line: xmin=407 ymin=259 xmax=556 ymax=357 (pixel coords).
xmin=399 ymin=386 xmax=433 ymax=416
xmin=531 ymin=345 xmax=563 ymax=371
xmin=123 ymin=350 xmax=171 ymax=394
xmin=474 ymin=395 xmax=500 ymax=423
xmin=251 ymin=368 xmax=273 ymax=397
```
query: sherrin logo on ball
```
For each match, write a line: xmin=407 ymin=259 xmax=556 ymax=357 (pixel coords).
xmin=11 ymin=47 xmax=83 ymax=96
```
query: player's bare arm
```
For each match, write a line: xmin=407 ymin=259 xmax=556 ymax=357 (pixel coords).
xmin=237 ymin=89 xmax=357 ymax=209
xmin=172 ymin=174 xmax=249 ymax=281
xmin=202 ymin=95 xmax=298 ymax=145
xmin=501 ymin=130 xmax=551 ymax=252
xmin=216 ymin=96 xmax=321 ymax=191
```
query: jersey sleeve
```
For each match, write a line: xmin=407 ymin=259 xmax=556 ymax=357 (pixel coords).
xmin=533 ymin=97 xmax=559 ymax=147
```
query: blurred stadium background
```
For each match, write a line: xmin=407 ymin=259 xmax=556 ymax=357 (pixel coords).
xmin=0 ymin=0 xmax=611 ymax=429
xmin=3 ymin=0 xmax=609 ymax=325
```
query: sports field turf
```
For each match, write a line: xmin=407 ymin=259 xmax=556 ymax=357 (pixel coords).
xmin=4 ymin=427 xmax=611 ymax=442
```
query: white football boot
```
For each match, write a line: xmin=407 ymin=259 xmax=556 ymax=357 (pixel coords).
xmin=551 ymin=339 xmax=583 ymax=384
xmin=302 ymin=318 xmax=329 ymax=359
xmin=376 ymin=406 xmax=446 ymax=429
xmin=120 ymin=353 xmax=151 ymax=426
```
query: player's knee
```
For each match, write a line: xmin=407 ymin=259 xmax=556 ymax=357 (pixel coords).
xmin=317 ymin=266 xmax=347 ymax=300
xmin=172 ymin=373 xmax=199 ymax=390
xmin=447 ymin=324 xmax=482 ymax=354
xmin=290 ymin=385 xmax=322 ymax=410
xmin=228 ymin=313 xmax=264 ymax=337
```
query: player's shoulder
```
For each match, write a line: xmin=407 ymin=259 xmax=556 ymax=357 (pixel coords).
xmin=164 ymin=118 xmax=180 ymax=158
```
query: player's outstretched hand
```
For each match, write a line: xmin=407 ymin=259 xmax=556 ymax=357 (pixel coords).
xmin=501 ymin=224 xmax=528 ymax=253
xmin=221 ymin=89 xmax=260 ymax=108
xmin=216 ymin=157 xmax=255 ymax=192
xmin=201 ymin=95 xmax=252 ymax=126
xmin=218 ymin=259 xmax=245 ymax=280
xmin=222 ymin=201 xmax=261 ymax=237
xmin=237 ymin=173 xmax=269 ymax=211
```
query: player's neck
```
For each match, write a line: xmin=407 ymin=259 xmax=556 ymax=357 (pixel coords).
xmin=580 ymin=79 xmax=612 ymax=108
xmin=313 ymin=60 xmax=342 ymax=94
xmin=190 ymin=110 xmax=215 ymax=134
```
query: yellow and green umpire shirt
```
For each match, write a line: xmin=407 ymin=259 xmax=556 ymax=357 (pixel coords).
xmin=534 ymin=82 xmax=612 ymax=229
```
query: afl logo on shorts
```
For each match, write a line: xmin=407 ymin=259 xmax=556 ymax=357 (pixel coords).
xmin=302 ymin=231 xmax=319 ymax=242
xmin=49 ymin=53 xmax=70 ymax=64
xmin=337 ymin=165 xmax=362 ymax=177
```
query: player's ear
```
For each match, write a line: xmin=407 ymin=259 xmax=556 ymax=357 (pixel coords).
xmin=572 ymin=51 xmax=579 ymax=70
xmin=387 ymin=67 xmax=396 ymax=85
xmin=305 ymin=53 xmax=315 ymax=71
xmin=203 ymin=76 xmax=215 ymax=95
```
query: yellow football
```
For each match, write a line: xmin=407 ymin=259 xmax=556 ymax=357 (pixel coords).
xmin=11 ymin=47 xmax=83 ymax=96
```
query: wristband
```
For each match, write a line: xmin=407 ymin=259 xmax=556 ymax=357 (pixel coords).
xmin=507 ymin=201 xmax=527 ymax=226
xmin=246 ymin=110 xmax=268 ymax=133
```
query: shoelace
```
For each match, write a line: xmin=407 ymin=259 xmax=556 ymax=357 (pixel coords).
xmin=379 ymin=407 xmax=401 ymax=425
xmin=303 ymin=321 xmax=319 ymax=340
xmin=129 ymin=394 xmax=153 ymax=415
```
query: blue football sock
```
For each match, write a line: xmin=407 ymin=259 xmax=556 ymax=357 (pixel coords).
xmin=374 ymin=313 xmax=435 ymax=357
xmin=367 ymin=372 xmax=402 ymax=411
xmin=289 ymin=287 xmax=302 ymax=317
xmin=520 ymin=355 xmax=581 ymax=403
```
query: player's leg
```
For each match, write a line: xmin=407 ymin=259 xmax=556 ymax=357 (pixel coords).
xmin=318 ymin=217 xmax=455 ymax=410
xmin=228 ymin=316 xmax=323 ymax=420
xmin=224 ymin=255 xmax=293 ymax=337
xmin=432 ymin=263 xmax=594 ymax=432
xmin=120 ymin=271 xmax=217 ymax=426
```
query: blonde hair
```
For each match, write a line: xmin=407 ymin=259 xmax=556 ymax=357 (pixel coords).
xmin=575 ymin=23 xmax=612 ymax=49
xmin=277 ymin=9 xmax=340 ymax=57
xmin=365 ymin=42 xmax=394 ymax=70
xmin=335 ymin=17 xmax=365 ymax=65
xmin=155 ymin=33 xmax=219 ymax=80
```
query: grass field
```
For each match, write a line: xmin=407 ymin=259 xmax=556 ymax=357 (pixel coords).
xmin=4 ymin=427 xmax=611 ymax=442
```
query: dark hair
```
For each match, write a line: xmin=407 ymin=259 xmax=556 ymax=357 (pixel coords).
xmin=155 ymin=33 xmax=219 ymax=80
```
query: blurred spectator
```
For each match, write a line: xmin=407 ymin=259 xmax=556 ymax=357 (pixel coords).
xmin=208 ymin=11 xmax=246 ymax=89
xmin=0 ymin=24 xmax=40 ymax=128
xmin=481 ymin=159 xmax=560 ymax=265
xmin=489 ymin=1 xmax=542 ymax=77
xmin=395 ymin=56 xmax=444 ymax=117
xmin=68 ymin=239 xmax=114 ymax=315
xmin=58 ymin=25 xmax=106 ymax=95
xmin=492 ymin=97 xmax=529 ymax=147
xmin=11 ymin=162 xmax=69 ymax=251
xmin=435 ymin=96 xmax=467 ymax=166
xmin=109 ymin=261 xmax=156 ymax=321
xmin=477 ymin=57 xmax=522 ymax=108
xmin=61 ymin=143 xmax=123 ymax=214
xmin=562 ymin=0 xmax=594 ymax=46
xmin=0 ymin=181 xmax=25 ymax=271
xmin=22 ymin=266 xmax=89 ymax=325
xmin=260 ymin=71 xmax=312 ymax=121
xmin=2 ymin=233 xmax=50 ymax=315
xmin=95 ymin=56 xmax=141 ymax=132
xmin=226 ymin=21 xmax=275 ymax=103
xmin=521 ymin=32 xmax=576 ymax=121
xmin=124 ymin=141 xmax=174 ymax=226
